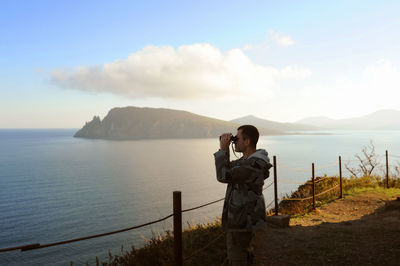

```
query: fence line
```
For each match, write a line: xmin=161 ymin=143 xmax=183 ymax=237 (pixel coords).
xmin=263 ymin=181 xmax=274 ymax=191
xmin=0 ymin=213 xmax=174 ymax=253
xmin=314 ymin=162 xmax=338 ymax=169
xmin=265 ymin=199 xmax=275 ymax=210
xmin=316 ymin=184 xmax=340 ymax=196
xmin=313 ymin=177 xmax=332 ymax=184
xmin=0 ymin=180 xmax=274 ymax=254
xmin=278 ymin=176 xmax=334 ymax=186
xmin=2 ymin=149 xmax=398 ymax=265
xmin=280 ymin=183 xmax=340 ymax=202
xmin=182 ymin=198 xmax=224 ymax=213
xmin=278 ymin=179 xmax=307 ymax=185
xmin=277 ymin=161 xmax=338 ymax=172
xmin=276 ymin=163 xmax=309 ymax=172
xmin=280 ymin=195 xmax=314 ymax=201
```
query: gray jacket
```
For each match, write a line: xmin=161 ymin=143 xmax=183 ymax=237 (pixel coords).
xmin=214 ymin=149 xmax=272 ymax=232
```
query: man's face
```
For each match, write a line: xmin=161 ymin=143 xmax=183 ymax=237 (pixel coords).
xmin=234 ymin=129 xmax=247 ymax=152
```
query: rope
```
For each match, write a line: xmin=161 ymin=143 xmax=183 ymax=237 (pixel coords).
xmin=343 ymin=159 xmax=360 ymax=162
xmin=182 ymin=181 xmax=274 ymax=213
xmin=278 ymin=179 xmax=308 ymax=185
xmin=277 ymin=161 xmax=337 ymax=172
xmin=276 ymin=163 xmax=309 ymax=172
xmin=265 ymin=199 xmax=275 ymax=210
xmin=314 ymin=177 xmax=333 ymax=184
xmin=280 ymin=183 xmax=340 ymax=202
xmin=315 ymin=184 xmax=340 ymax=197
xmin=263 ymin=182 xmax=274 ymax=191
xmin=281 ymin=195 xmax=313 ymax=201
xmin=183 ymin=232 xmax=225 ymax=263
xmin=314 ymin=162 xmax=338 ymax=170
xmin=182 ymin=198 xmax=225 ymax=213
xmin=2 ymin=179 xmax=278 ymax=253
xmin=0 ymin=213 xmax=174 ymax=253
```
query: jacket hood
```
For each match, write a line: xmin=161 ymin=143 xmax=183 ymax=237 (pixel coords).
xmin=247 ymin=149 xmax=270 ymax=163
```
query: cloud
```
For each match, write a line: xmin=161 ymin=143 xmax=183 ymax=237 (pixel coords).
xmin=287 ymin=59 xmax=400 ymax=120
xmin=269 ymin=30 xmax=294 ymax=46
xmin=51 ymin=43 xmax=310 ymax=99
xmin=363 ymin=59 xmax=400 ymax=88
xmin=241 ymin=30 xmax=293 ymax=52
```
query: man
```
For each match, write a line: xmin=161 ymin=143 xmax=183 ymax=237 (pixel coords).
xmin=214 ymin=125 xmax=272 ymax=265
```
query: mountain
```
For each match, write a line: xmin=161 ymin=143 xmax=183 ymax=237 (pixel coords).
xmin=296 ymin=109 xmax=400 ymax=130
xmin=295 ymin=116 xmax=336 ymax=127
xmin=74 ymin=106 xmax=282 ymax=140
xmin=230 ymin=115 xmax=321 ymax=132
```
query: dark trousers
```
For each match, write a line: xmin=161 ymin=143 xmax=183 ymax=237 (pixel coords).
xmin=226 ymin=231 xmax=254 ymax=265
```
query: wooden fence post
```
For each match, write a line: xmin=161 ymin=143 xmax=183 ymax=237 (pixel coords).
xmin=386 ymin=150 xmax=389 ymax=189
xmin=173 ymin=191 xmax=183 ymax=266
xmin=312 ymin=163 xmax=316 ymax=211
xmin=273 ymin=156 xmax=278 ymax=215
xmin=339 ymin=156 xmax=343 ymax=199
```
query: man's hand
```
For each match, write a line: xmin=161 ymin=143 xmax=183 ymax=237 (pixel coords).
xmin=219 ymin=133 xmax=232 ymax=151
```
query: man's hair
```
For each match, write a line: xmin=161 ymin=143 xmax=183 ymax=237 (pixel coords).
xmin=238 ymin=125 xmax=259 ymax=148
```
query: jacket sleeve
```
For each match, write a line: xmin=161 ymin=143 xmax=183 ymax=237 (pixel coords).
xmin=214 ymin=150 xmax=269 ymax=184
xmin=214 ymin=150 xmax=231 ymax=183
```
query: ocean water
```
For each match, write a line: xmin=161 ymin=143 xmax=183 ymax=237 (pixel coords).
xmin=1 ymin=129 xmax=400 ymax=265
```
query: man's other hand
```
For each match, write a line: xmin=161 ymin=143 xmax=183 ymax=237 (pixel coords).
xmin=219 ymin=133 xmax=232 ymax=151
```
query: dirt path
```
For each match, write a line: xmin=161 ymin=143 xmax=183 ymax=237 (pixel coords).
xmin=253 ymin=191 xmax=400 ymax=265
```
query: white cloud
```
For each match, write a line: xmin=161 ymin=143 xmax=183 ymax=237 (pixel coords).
xmin=241 ymin=29 xmax=293 ymax=53
xmin=51 ymin=43 xmax=310 ymax=99
xmin=269 ymin=30 xmax=294 ymax=46
xmin=363 ymin=59 xmax=400 ymax=88
xmin=279 ymin=59 xmax=400 ymax=121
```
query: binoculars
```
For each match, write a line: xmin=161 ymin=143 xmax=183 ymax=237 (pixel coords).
xmin=219 ymin=135 xmax=238 ymax=142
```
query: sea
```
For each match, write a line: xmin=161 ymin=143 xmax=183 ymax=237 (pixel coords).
xmin=1 ymin=129 xmax=400 ymax=265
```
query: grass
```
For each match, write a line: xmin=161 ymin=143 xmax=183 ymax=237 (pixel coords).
xmin=277 ymin=174 xmax=400 ymax=216
xmin=97 ymin=220 xmax=226 ymax=266
xmin=96 ymin=174 xmax=400 ymax=265
xmin=344 ymin=186 xmax=400 ymax=198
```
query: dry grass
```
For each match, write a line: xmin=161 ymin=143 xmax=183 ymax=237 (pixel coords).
xmin=98 ymin=220 xmax=226 ymax=266
xmin=277 ymin=174 xmax=400 ymax=216
xmin=97 ymin=174 xmax=400 ymax=265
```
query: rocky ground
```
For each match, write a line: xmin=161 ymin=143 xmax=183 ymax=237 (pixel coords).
xmin=253 ymin=191 xmax=400 ymax=266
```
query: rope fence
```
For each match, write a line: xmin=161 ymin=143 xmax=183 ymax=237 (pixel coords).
xmin=280 ymin=183 xmax=340 ymax=202
xmin=0 ymin=180 xmax=275 ymax=255
xmin=281 ymin=195 xmax=314 ymax=201
xmin=1 ymin=149 xmax=398 ymax=265
xmin=0 ymin=213 xmax=174 ymax=253
xmin=276 ymin=163 xmax=308 ymax=172
xmin=182 ymin=198 xmax=224 ymax=213
xmin=265 ymin=199 xmax=276 ymax=210
xmin=278 ymin=179 xmax=306 ymax=185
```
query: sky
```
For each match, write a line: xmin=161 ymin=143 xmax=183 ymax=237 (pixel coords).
xmin=1 ymin=0 xmax=400 ymax=128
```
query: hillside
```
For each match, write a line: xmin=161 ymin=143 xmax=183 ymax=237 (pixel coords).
xmin=74 ymin=107 xmax=282 ymax=140
xmin=231 ymin=115 xmax=320 ymax=132
xmin=297 ymin=109 xmax=400 ymax=130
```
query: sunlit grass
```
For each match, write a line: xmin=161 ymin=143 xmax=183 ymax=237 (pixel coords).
xmin=277 ymin=175 xmax=400 ymax=215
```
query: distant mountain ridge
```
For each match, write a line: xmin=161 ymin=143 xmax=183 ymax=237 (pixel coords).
xmin=296 ymin=109 xmax=400 ymax=130
xmin=74 ymin=106 xmax=281 ymax=140
xmin=230 ymin=115 xmax=321 ymax=132
xmin=74 ymin=107 xmax=400 ymax=140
